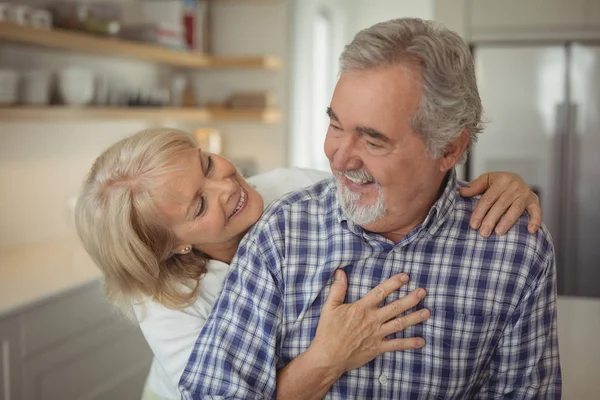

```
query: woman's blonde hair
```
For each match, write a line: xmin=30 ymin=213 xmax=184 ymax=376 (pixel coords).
xmin=75 ymin=128 xmax=209 ymax=315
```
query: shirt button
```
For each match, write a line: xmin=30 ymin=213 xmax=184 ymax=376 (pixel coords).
xmin=378 ymin=373 xmax=388 ymax=385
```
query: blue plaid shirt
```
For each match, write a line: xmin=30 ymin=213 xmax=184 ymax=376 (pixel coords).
xmin=180 ymin=170 xmax=561 ymax=399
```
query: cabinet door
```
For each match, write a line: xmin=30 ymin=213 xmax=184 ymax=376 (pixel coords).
xmin=20 ymin=283 xmax=152 ymax=400
xmin=0 ymin=316 xmax=21 ymax=400
xmin=469 ymin=0 xmax=587 ymax=40
xmin=585 ymin=0 xmax=600 ymax=28
xmin=22 ymin=321 xmax=151 ymax=400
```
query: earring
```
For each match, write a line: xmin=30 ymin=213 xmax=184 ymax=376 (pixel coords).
xmin=182 ymin=246 xmax=191 ymax=253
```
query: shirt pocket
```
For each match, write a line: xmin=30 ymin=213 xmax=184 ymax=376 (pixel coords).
xmin=419 ymin=309 xmax=500 ymax=394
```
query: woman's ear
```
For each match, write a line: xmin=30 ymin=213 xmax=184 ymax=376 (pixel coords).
xmin=440 ymin=128 xmax=470 ymax=172
xmin=174 ymin=245 xmax=192 ymax=255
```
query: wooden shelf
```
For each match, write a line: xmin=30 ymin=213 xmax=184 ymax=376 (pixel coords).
xmin=0 ymin=22 xmax=282 ymax=70
xmin=0 ymin=107 xmax=282 ymax=123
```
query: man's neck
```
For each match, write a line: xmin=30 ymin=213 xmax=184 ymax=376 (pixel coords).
xmin=375 ymin=172 xmax=452 ymax=244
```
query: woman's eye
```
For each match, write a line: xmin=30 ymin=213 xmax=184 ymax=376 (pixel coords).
xmin=195 ymin=197 xmax=206 ymax=218
xmin=206 ymin=155 xmax=214 ymax=173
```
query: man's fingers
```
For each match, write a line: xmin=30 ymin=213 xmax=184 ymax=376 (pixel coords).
xmin=377 ymin=288 xmax=426 ymax=322
xmin=380 ymin=337 xmax=426 ymax=353
xmin=359 ymin=274 xmax=409 ymax=307
xmin=379 ymin=308 xmax=431 ymax=337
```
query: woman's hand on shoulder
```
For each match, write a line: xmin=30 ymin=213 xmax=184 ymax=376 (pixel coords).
xmin=460 ymin=171 xmax=542 ymax=237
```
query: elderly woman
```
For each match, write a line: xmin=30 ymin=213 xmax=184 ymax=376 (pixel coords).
xmin=75 ymin=128 xmax=541 ymax=399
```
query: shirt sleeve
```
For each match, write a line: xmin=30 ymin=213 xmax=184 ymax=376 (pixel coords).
xmin=134 ymin=261 xmax=229 ymax=394
xmin=136 ymin=302 xmax=209 ymax=392
xmin=179 ymin=226 xmax=284 ymax=399
xmin=475 ymin=250 xmax=562 ymax=399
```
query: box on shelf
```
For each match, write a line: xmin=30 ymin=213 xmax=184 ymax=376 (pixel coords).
xmin=227 ymin=91 xmax=276 ymax=109
xmin=120 ymin=22 xmax=186 ymax=50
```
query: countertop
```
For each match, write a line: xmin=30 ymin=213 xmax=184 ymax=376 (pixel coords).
xmin=0 ymin=236 xmax=102 ymax=318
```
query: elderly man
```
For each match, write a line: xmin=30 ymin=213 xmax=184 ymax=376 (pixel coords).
xmin=179 ymin=18 xmax=561 ymax=399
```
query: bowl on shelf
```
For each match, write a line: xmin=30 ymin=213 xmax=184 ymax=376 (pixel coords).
xmin=0 ymin=69 xmax=20 ymax=105
xmin=57 ymin=67 xmax=95 ymax=106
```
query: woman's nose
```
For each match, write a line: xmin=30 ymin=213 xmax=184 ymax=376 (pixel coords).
xmin=208 ymin=177 xmax=237 ymax=203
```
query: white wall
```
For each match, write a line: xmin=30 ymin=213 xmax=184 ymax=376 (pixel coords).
xmin=344 ymin=0 xmax=434 ymax=42
xmin=289 ymin=0 xmax=349 ymax=169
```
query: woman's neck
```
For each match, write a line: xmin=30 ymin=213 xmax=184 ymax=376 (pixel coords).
xmin=197 ymin=239 xmax=240 ymax=264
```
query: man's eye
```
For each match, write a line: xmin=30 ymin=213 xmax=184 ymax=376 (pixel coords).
xmin=366 ymin=141 xmax=381 ymax=149
xmin=195 ymin=197 xmax=206 ymax=218
xmin=329 ymin=124 xmax=342 ymax=131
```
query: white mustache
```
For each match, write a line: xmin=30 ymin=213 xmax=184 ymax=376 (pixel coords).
xmin=339 ymin=169 xmax=376 ymax=183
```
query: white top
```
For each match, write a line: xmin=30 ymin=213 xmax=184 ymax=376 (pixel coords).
xmin=133 ymin=167 xmax=331 ymax=399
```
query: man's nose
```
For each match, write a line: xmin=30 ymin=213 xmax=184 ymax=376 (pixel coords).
xmin=330 ymin=137 xmax=362 ymax=171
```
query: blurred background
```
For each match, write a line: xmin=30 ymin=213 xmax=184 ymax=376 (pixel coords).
xmin=0 ymin=0 xmax=598 ymax=398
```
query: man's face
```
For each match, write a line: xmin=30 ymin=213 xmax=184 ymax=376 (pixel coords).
xmin=324 ymin=65 xmax=449 ymax=238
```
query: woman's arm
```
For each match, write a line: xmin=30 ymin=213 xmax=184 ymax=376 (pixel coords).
xmin=276 ymin=270 xmax=428 ymax=400
xmin=460 ymin=171 xmax=542 ymax=237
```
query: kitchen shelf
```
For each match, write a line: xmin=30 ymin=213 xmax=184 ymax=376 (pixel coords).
xmin=0 ymin=22 xmax=282 ymax=70
xmin=0 ymin=107 xmax=282 ymax=123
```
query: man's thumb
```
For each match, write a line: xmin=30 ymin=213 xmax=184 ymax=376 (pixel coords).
xmin=325 ymin=269 xmax=347 ymax=307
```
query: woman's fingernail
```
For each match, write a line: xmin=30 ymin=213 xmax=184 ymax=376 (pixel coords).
xmin=481 ymin=227 xmax=490 ymax=237
xmin=420 ymin=309 xmax=430 ymax=319
xmin=400 ymin=274 xmax=409 ymax=282
xmin=471 ymin=219 xmax=480 ymax=229
xmin=417 ymin=289 xmax=426 ymax=299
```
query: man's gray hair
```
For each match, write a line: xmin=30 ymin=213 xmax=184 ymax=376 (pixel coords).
xmin=339 ymin=18 xmax=483 ymax=160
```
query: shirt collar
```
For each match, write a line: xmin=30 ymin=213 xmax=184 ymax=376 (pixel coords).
xmin=422 ymin=169 xmax=458 ymax=236
xmin=333 ymin=169 xmax=459 ymax=242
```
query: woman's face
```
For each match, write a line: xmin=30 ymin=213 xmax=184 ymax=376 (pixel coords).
xmin=155 ymin=148 xmax=263 ymax=260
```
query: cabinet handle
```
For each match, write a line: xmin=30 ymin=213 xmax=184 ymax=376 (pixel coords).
xmin=2 ymin=339 xmax=9 ymax=400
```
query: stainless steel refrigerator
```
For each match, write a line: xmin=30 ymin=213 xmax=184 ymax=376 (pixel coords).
xmin=471 ymin=43 xmax=600 ymax=298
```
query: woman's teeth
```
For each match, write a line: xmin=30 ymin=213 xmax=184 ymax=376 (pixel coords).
xmin=231 ymin=188 xmax=246 ymax=217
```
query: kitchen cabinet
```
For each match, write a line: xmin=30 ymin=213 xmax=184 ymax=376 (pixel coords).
xmin=585 ymin=0 xmax=600 ymax=28
xmin=0 ymin=281 xmax=152 ymax=400
xmin=434 ymin=0 xmax=600 ymax=41
xmin=0 ymin=316 xmax=21 ymax=400
xmin=470 ymin=0 xmax=586 ymax=40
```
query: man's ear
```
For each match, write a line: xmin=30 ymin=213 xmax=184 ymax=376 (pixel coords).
xmin=440 ymin=128 xmax=470 ymax=172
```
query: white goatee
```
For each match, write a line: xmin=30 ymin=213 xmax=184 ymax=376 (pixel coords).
xmin=335 ymin=170 xmax=387 ymax=225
